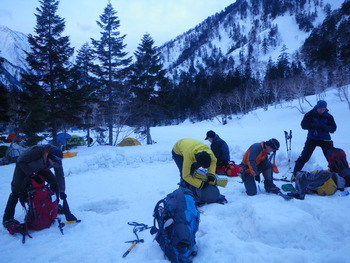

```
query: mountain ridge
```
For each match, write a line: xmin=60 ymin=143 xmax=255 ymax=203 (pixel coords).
xmin=0 ymin=0 xmax=347 ymax=89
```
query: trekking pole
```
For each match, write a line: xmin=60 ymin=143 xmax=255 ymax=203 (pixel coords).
xmin=122 ymin=222 xmax=150 ymax=258
xmin=284 ymin=130 xmax=292 ymax=169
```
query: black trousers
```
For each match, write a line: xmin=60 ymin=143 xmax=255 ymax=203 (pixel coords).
xmin=171 ymin=150 xmax=223 ymax=204
xmin=293 ymin=138 xmax=333 ymax=174
xmin=172 ymin=150 xmax=194 ymax=189
xmin=242 ymin=161 xmax=275 ymax=196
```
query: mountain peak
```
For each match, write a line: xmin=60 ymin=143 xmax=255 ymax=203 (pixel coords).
xmin=0 ymin=25 xmax=29 ymax=66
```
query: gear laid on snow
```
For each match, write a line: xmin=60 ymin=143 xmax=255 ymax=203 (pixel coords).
xmin=122 ymin=222 xmax=151 ymax=258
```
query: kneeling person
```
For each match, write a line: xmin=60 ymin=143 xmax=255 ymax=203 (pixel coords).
xmin=172 ymin=138 xmax=226 ymax=205
xmin=241 ymin=139 xmax=280 ymax=196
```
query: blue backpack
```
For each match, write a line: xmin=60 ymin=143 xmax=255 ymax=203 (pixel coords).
xmin=151 ymin=187 xmax=200 ymax=263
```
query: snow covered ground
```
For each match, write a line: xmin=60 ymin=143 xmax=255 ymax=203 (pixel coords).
xmin=1 ymin=88 xmax=350 ymax=263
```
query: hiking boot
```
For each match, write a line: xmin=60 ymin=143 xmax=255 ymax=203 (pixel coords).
xmin=287 ymin=192 xmax=305 ymax=200
xmin=3 ymin=219 xmax=25 ymax=235
xmin=3 ymin=218 xmax=19 ymax=228
xmin=266 ymin=187 xmax=280 ymax=194
xmin=65 ymin=212 xmax=77 ymax=222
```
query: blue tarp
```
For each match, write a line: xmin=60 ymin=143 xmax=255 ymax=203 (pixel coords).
xmin=49 ymin=133 xmax=71 ymax=146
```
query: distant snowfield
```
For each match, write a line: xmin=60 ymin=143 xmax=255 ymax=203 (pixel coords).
xmin=1 ymin=88 xmax=350 ymax=263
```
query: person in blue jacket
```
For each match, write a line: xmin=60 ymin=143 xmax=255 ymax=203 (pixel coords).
xmin=292 ymin=100 xmax=337 ymax=179
xmin=205 ymin=130 xmax=230 ymax=166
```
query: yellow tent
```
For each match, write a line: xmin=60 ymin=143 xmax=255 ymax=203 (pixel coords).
xmin=117 ymin=137 xmax=141 ymax=147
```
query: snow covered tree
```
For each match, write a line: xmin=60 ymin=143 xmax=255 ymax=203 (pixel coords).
xmin=21 ymin=0 xmax=74 ymax=146
xmin=277 ymin=45 xmax=291 ymax=79
xmin=91 ymin=3 xmax=132 ymax=145
xmin=130 ymin=33 xmax=167 ymax=144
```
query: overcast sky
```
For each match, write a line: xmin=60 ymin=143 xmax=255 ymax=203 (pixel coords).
xmin=0 ymin=0 xmax=235 ymax=54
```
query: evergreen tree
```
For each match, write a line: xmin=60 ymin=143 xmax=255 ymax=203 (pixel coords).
xmin=21 ymin=0 xmax=74 ymax=146
xmin=0 ymin=84 xmax=10 ymax=126
xmin=72 ymin=43 xmax=99 ymax=146
xmin=277 ymin=45 xmax=291 ymax=78
xmin=130 ymin=33 xmax=167 ymax=144
xmin=0 ymin=53 xmax=4 ymax=66
xmin=91 ymin=3 xmax=132 ymax=145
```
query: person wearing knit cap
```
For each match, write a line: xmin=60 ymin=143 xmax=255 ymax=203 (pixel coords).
xmin=3 ymin=144 xmax=77 ymax=230
xmin=172 ymin=138 xmax=227 ymax=205
xmin=292 ymin=100 xmax=337 ymax=181
xmin=241 ymin=139 xmax=280 ymax=196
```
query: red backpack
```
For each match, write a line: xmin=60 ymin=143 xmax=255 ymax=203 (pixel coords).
xmin=326 ymin=147 xmax=349 ymax=173
xmin=216 ymin=161 xmax=240 ymax=177
xmin=23 ymin=174 xmax=58 ymax=230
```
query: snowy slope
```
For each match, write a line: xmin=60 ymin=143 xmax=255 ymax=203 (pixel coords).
xmin=0 ymin=88 xmax=350 ymax=263
xmin=160 ymin=0 xmax=346 ymax=75
xmin=0 ymin=25 xmax=29 ymax=67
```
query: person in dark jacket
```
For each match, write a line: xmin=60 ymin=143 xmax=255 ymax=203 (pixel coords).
xmin=241 ymin=139 xmax=280 ymax=196
xmin=3 ymin=144 xmax=76 ymax=229
xmin=205 ymin=130 xmax=230 ymax=166
xmin=292 ymin=100 xmax=337 ymax=180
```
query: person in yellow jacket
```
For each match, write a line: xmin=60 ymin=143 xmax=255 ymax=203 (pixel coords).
xmin=241 ymin=138 xmax=280 ymax=196
xmin=172 ymin=138 xmax=227 ymax=205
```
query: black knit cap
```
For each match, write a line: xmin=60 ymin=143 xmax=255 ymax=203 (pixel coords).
xmin=265 ymin=138 xmax=280 ymax=151
xmin=48 ymin=147 xmax=63 ymax=165
xmin=195 ymin=151 xmax=211 ymax=168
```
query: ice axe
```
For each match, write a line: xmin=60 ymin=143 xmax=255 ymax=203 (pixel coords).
xmin=122 ymin=239 xmax=144 ymax=258
xmin=122 ymin=222 xmax=150 ymax=258
xmin=58 ymin=218 xmax=81 ymax=235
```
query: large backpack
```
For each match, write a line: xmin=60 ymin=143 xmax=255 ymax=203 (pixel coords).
xmin=151 ymin=187 xmax=200 ymax=263
xmin=326 ymin=147 xmax=349 ymax=173
xmin=295 ymin=170 xmax=345 ymax=196
xmin=21 ymin=174 xmax=58 ymax=230
xmin=216 ymin=161 xmax=240 ymax=177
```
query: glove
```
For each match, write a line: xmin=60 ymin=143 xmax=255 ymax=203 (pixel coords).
xmin=207 ymin=173 xmax=217 ymax=185
xmin=60 ymin=192 xmax=67 ymax=200
xmin=272 ymin=163 xmax=279 ymax=173
xmin=255 ymin=174 xmax=261 ymax=183
xmin=207 ymin=173 xmax=216 ymax=182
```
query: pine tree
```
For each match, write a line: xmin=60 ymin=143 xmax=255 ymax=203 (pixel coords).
xmin=130 ymin=33 xmax=167 ymax=144
xmin=0 ymin=84 xmax=10 ymax=125
xmin=21 ymin=0 xmax=74 ymax=146
xmin=91 ymin=3 xmax=132 ymax=145
xmin=277 ymin=45 xmax=291 ymax=78
xmin=0 ymin=53 xmax=4 ymax=66
xmin=72 ymin=43 xmax=99 ymax=146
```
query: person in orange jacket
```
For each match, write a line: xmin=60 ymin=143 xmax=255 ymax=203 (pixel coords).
xmin=172 ymin=138 xmax=227 ymax=205
xmin=241 ymin=139 xmax=280 ymax=196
